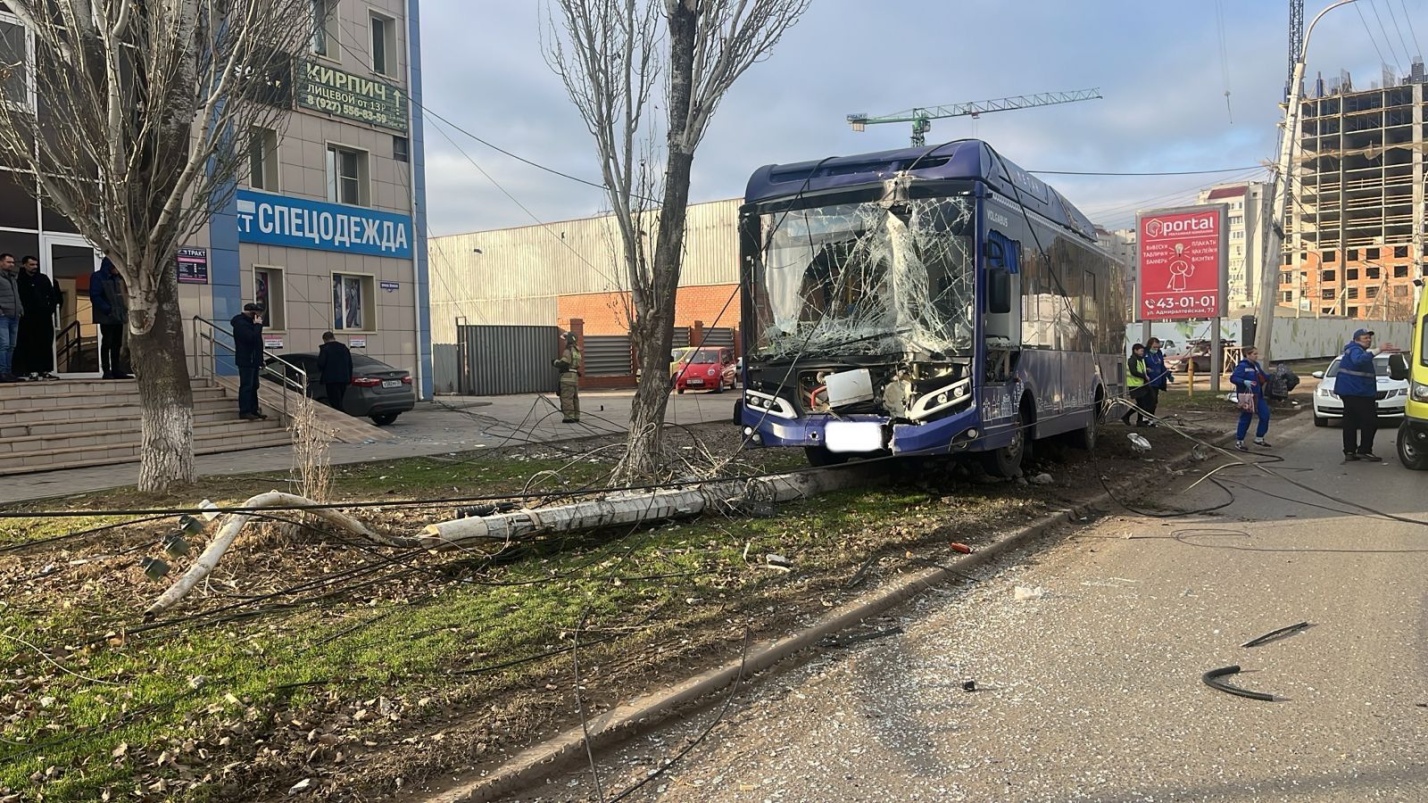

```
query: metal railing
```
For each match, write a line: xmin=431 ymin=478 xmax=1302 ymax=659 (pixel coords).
xmin=191 ymin=315 xmax=308 ymax=423
xmin=54 ymin=320 xmax=85 ymax=373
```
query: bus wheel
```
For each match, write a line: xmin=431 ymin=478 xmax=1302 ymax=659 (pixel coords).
xmin=981 ymin=413 xmax=1026 ymax=478
xmin=1068 ymin=402 xmax=1100 ymax=452
xmin=804 ymin=445 xmax=850 ymax=467
xmin=1397 ymin=425 xmax=1428 ymax=470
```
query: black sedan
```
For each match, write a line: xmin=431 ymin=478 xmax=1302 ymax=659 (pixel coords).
xmin=263 ymin=353 xmax=415 ymax=425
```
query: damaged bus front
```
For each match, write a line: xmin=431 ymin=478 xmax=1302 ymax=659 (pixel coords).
xmin=737 ymin=140 xmax=1126 ymax=476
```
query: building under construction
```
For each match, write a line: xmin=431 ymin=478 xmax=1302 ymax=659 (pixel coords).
xmin=1282 ymin=62 xmax=1428 ymax=320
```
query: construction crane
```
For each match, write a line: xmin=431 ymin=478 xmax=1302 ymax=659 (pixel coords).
xmin=846 ymin=88 xmax=1104 ymax=147
xmin=1287 ymin=0 xmax=1304 ymax=100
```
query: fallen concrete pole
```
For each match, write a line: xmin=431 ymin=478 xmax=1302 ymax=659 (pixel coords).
xmin=419 ymin=467 xmax=871 ymax=550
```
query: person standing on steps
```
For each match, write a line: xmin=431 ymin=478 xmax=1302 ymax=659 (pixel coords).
xmin=1230 ymin=346 xmax=1273 ymax=452
xmin=1334 ymin=328 xmax=1382 ymax=463
xmin=1142 ymin=337 xmax=1172 ymax=427
xmin=0 ymin=253 xmax=19 ymax=383
xmin=317 ymin=331 xmax=353 ymax=413
xmin=553 ymin=331 xmax=582 ymax=424
xmin=15 ymin=255 xmax=62 ymax=380
xmin=1121 ymin=343 xmax=1150 ymax=426
xmin=232 ymin=303 xmax=267 ymax=421
xmin=89 ymin=257 xmax=131 ymax=379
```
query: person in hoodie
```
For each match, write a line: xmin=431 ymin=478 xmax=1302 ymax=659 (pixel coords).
xmin=1333 ymin=328 xmax=1382 ymax=463
xmin=89 ymin=257 xmax=130 ymax=379
xmin=232 ymin=303 xmax=267 ymax=421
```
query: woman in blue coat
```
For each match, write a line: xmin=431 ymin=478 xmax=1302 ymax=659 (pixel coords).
xmin=1230 ymin=346 xmax=1272 ymax=452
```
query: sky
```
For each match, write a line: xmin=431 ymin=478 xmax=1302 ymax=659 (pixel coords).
xmin=416 ymin=0 xmax=1428 ymax=236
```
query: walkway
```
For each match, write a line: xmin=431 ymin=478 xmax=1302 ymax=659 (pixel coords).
xmin=0 ymin=390 xmax=740 ymax=505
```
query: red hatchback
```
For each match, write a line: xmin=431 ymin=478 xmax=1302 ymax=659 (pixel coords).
xmin=673 ymin=347 xmax=736 ymax=394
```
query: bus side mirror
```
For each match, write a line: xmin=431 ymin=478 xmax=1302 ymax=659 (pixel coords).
xmin=1388 ymin=352 xmax=1409 ymax=381
xmin=988 ymin=269 xmax=1012 ymax=314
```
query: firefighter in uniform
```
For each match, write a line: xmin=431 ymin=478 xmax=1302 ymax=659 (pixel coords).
xmin=553 ymin=331 xmax=582 ymax=423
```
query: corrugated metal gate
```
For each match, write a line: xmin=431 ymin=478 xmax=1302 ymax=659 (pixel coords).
xmin=582 ymin=335 xmax=633 ymax=376
xmin=671 ymin=329 xmax=690 ymax=349
xmin=698 ymin=327 xmax=735 ymax=348
xmin=456 ymin=324 xmax=560 ymax=395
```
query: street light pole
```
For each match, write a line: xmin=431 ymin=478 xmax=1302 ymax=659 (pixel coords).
xmin=1255 ymin=0 xmax=1365 ymax=362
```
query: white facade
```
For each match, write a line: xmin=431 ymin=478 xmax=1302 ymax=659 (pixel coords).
xmin=1195 ymin=182 xmax=1272 ymax=311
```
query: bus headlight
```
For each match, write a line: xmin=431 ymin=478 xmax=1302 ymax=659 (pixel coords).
xmin=1413 ymin=382 xmax=1428 ymax=401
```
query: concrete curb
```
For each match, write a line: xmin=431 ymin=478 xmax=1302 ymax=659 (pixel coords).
xmin=426 ymin=415 xmax=1306 ymax=803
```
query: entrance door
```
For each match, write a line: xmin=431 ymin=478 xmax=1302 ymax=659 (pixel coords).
xmin=40 ymin=234 xmax=103 ymax=377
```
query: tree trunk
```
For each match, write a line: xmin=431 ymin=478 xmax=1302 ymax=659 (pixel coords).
xmin=619 ymin=1 xmax=701 ymax=480
xmin=129 ymin=262 xmax=195 ymax=492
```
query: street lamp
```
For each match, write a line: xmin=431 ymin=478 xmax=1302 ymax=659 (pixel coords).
xmin=1255 ymin=0 xmax=1366 ymax=362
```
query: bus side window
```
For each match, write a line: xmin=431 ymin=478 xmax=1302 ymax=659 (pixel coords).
xmin=989 ymin=270 xmax=1012 ymax=313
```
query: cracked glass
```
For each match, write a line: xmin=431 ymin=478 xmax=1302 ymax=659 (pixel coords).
xmin=752 ymin=198 xmax=976 ymax=359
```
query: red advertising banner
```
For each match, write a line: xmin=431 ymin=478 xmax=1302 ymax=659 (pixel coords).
xmin=1136 ymin=206 xmax=1226 ymax=321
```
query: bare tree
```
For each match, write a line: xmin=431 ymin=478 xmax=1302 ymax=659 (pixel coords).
xmin=0 ymin=0 xmax=314 ymax=491
xmin=547 ymin=0 xmax=809 ymax=480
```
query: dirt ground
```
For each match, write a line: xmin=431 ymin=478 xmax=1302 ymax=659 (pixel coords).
xmin=0 ymin=387 xmax=1306 ymax=803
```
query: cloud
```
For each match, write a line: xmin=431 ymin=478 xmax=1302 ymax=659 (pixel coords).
xmin=418 ymin=0 xmax=1423 ymax=234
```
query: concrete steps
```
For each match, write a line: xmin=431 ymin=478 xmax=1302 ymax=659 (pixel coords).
xmin=0 ymin=377 xmax=295 ymax=476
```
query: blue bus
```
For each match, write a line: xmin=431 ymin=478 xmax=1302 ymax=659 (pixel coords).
xmin=737 ymin=139 xmax=1127 ymax=476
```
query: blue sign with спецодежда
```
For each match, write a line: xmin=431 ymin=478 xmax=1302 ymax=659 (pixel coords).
xmin=235 ymin=190 xmax=413 ymax=259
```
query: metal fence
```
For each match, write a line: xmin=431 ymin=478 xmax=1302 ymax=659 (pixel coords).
xmin=699 ymin=327 xmax=736 ymax=348
xmin=583 ymin=335 xmax=633 ymax=376
xmin=454 ymin=324 xmax=560 ymax=395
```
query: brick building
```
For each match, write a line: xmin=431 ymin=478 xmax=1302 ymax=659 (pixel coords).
xmin=1279 ymin=64 xmax=1428 ymax=321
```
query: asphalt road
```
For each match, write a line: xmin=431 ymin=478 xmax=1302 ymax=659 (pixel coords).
xmin=525 ymin=415 xmax=1428 ymax=802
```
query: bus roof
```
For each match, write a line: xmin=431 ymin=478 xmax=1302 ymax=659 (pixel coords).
xmin=743 ymin=139 xmax=1097 ymax=242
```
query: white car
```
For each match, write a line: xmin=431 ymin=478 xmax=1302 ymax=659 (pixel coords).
xmin=1312 ymin=353 xmax=1408 ymax=426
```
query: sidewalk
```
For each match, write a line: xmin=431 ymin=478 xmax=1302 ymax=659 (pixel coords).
xmin=0 ymin=390 xmax=741 ymax=506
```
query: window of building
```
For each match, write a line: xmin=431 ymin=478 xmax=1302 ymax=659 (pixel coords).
xmin=1347 ymin=306 xmax=1358 ymax=317
xmin=1279 ymin=271 xmax=1293 ymax=284
xmin=253 ymin=266 xmax=286 ymax=331
xmin=1283 ymin=253 xmax=1294 ymax=265
xmin=1366 ymin=285 xmax=1379 ymax=298
xmin=248 ymin=127 xmax=279 ymax=191
xmin=371 ymin=12 xmax=398 ymax=77
xmin=393 ymin=136 xmax=409 ymax=163
xmin=1322 ymin=250 xmax=1336 ymax=261
xmin=1395 ymin=284 xmax=1409 ymax=296
xmin=1365 ymin=265 xmax=1380 ymax=279
xmin=1346 ymin=268 xmax=1358 ymax=280
xmin=1366 ymin=247 xmax=1380 ymax=260
xmin=1282 ymin=291 xmax=1293 ymax=302
xmin=1321 ymin=307 xmax=1335 ymax=315
xmin=1230 ymin=215 xmax=1243 ymax=226
xmin=1394 ymin=264 xmax=1409 ymax=278
xmin=1347 ymin=287 xmax=1359 ymax=300
xmin=1347 ymin=249 xmax=1359 ymax=260
xmin=325 ymin=144 xmax=368 ymax=206
xmin=311 ymin=0 xmax=339 ymax=59
xmin=333 ymin=273 xmax=376 ymax=331
xmin=1321 ymin=289 xmax=1335 ymax=300
xmin=1321 ymin=270 xmax=1335 ymax=282
xmin=1394 ymin=245 xmax=1409 ymax=258
xmin=0 ymin=15 xmax=32 ymax=111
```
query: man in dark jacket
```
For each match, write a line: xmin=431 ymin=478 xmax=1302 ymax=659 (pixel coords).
xmin=316 ymin=331 xmax=354 ymax=412
xmin=89 ymin=257 xmax=130 ymax=379
xmin=14 ymin=255 xmax=61 ymax=380
xmin=232 ymin=303 xmax=267 ymax=421
xmin=1334 ymin=328 xmax=1381 ymax=462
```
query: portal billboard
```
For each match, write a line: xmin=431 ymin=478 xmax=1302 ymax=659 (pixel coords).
xmin=1136 ymin=205 xmax=1228 ymax=321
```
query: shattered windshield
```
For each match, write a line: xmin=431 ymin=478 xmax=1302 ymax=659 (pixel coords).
xmin=751 ymin=198 xmax=975 ymax=359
